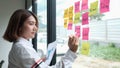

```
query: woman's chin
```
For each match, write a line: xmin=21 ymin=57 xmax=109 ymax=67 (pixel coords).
xmin=31 ymin=35 xmax=35 ymax=38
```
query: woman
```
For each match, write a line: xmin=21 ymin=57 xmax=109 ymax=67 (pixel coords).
xmin=3 ymin=9 xmax=79 ymax=68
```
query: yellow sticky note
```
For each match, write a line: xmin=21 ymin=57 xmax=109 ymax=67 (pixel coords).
xmin=68 ymin=6 xmax=73 ymax=23
xmin=89 ymin=1 xmax=98 ymax=16
xmin=64 ymin=9 xmax=68 ymax=18
xmin=64 ymin=19 xmax=68 ymax=28
xmin=81 ymin=41 xmax=90 ymax=55
xmin=69 ymin=6 xmax=73 ymax=16
xmin=74 ymin=12 xmax=80 ymax=24
xmin=69 ymin=15 xmax=73 ymax=23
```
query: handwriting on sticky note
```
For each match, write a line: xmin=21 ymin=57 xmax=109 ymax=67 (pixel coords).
xmin=82 ymin=27 xmax=89 ymax=40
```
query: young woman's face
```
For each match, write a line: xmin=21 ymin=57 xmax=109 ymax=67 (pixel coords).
xmin=20 ymin=16 xmax=38 ymax=40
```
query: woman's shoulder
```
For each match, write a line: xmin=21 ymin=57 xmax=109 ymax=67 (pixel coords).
xmin=12 ymin=41 xmax=26 ymax=52
xmin=14 ymin=37 xmax=32 ymax=48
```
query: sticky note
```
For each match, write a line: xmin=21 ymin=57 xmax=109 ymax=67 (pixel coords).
xmin=82 ymin=27 xmax=89 ymax=40
xmin=89 ymin=1 xmax=98 ymax=16
xmin=74 ymin=13 xmax=80 ymax=24
xmin=81 ymin=41 xmax=90 ymax=55
xmin=100 ymin=0 xmax=110 ymax=13
xmin=75 ymin=1 xmax=80 ymax=13
xmin=82 ymin=12 xmax=89 ymax=25
xmin=81 ymin=0 xmax=88 ymax=10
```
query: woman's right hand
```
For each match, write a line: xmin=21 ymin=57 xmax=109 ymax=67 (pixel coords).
xmin=68 ymin=35 xmax=79 ymax=53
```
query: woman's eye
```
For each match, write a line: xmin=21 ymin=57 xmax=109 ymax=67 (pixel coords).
xmin=29 ymin=22 xmax=34 ymax=25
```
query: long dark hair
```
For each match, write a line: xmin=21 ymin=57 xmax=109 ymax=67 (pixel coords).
xmin=3 ymin=9 xmax=38 ymax=42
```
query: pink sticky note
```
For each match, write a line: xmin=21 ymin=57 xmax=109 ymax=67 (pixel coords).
xmin=82 ymin=12 xmax=89 ymax=25
xmin=81 ymin=0 xmax=88 ymax=10
xmin=82 ymin=27 xmax=89 ymax=40
xmin=67 ymin=23 xmax=72 ymax=30
xmin=75 ymin=26 xmax=80 ymax=32
xmin=75 ymin=32 xmax=80 ymax=38
xmin=75 ymin=1 xmax=80 ymax=13
xmin=75 ymin=26 xmax=80 ymax=37
xmin=100 ymin=0 xmax=110 ymax=13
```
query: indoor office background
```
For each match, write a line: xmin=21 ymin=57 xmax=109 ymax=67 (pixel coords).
xmin=0 ymin=0 xmax=120 ymax=68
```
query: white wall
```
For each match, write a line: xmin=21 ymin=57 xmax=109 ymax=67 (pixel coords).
xmin=0 ymin=0 xmax=25 ymax=68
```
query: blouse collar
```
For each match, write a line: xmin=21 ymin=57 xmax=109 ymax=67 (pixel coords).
xmin=16 ymin=37 xmax=33 ymax=47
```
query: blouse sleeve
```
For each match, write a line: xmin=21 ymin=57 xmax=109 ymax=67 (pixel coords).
xmin=15 ymin=44 xmax=41 ymax=68
xmin=40 ymin=49 xmax=77 ymax=68
xmin=15 ymin=44 xmax=77 ymax=68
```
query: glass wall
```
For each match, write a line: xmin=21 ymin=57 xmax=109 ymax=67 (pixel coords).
xmin=56 ymin=0 xmax=120 ymax=67
xmin=30 ymin=0 xmax=120 ymax=67
xmin=37 ymin=0 xmax=47 ymax=55
xmin=56 ymin=0 xmax=80 ymax=61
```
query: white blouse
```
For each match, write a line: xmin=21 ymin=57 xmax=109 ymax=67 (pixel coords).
xmin=8 ymin=37 xmax=77 ymax=68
